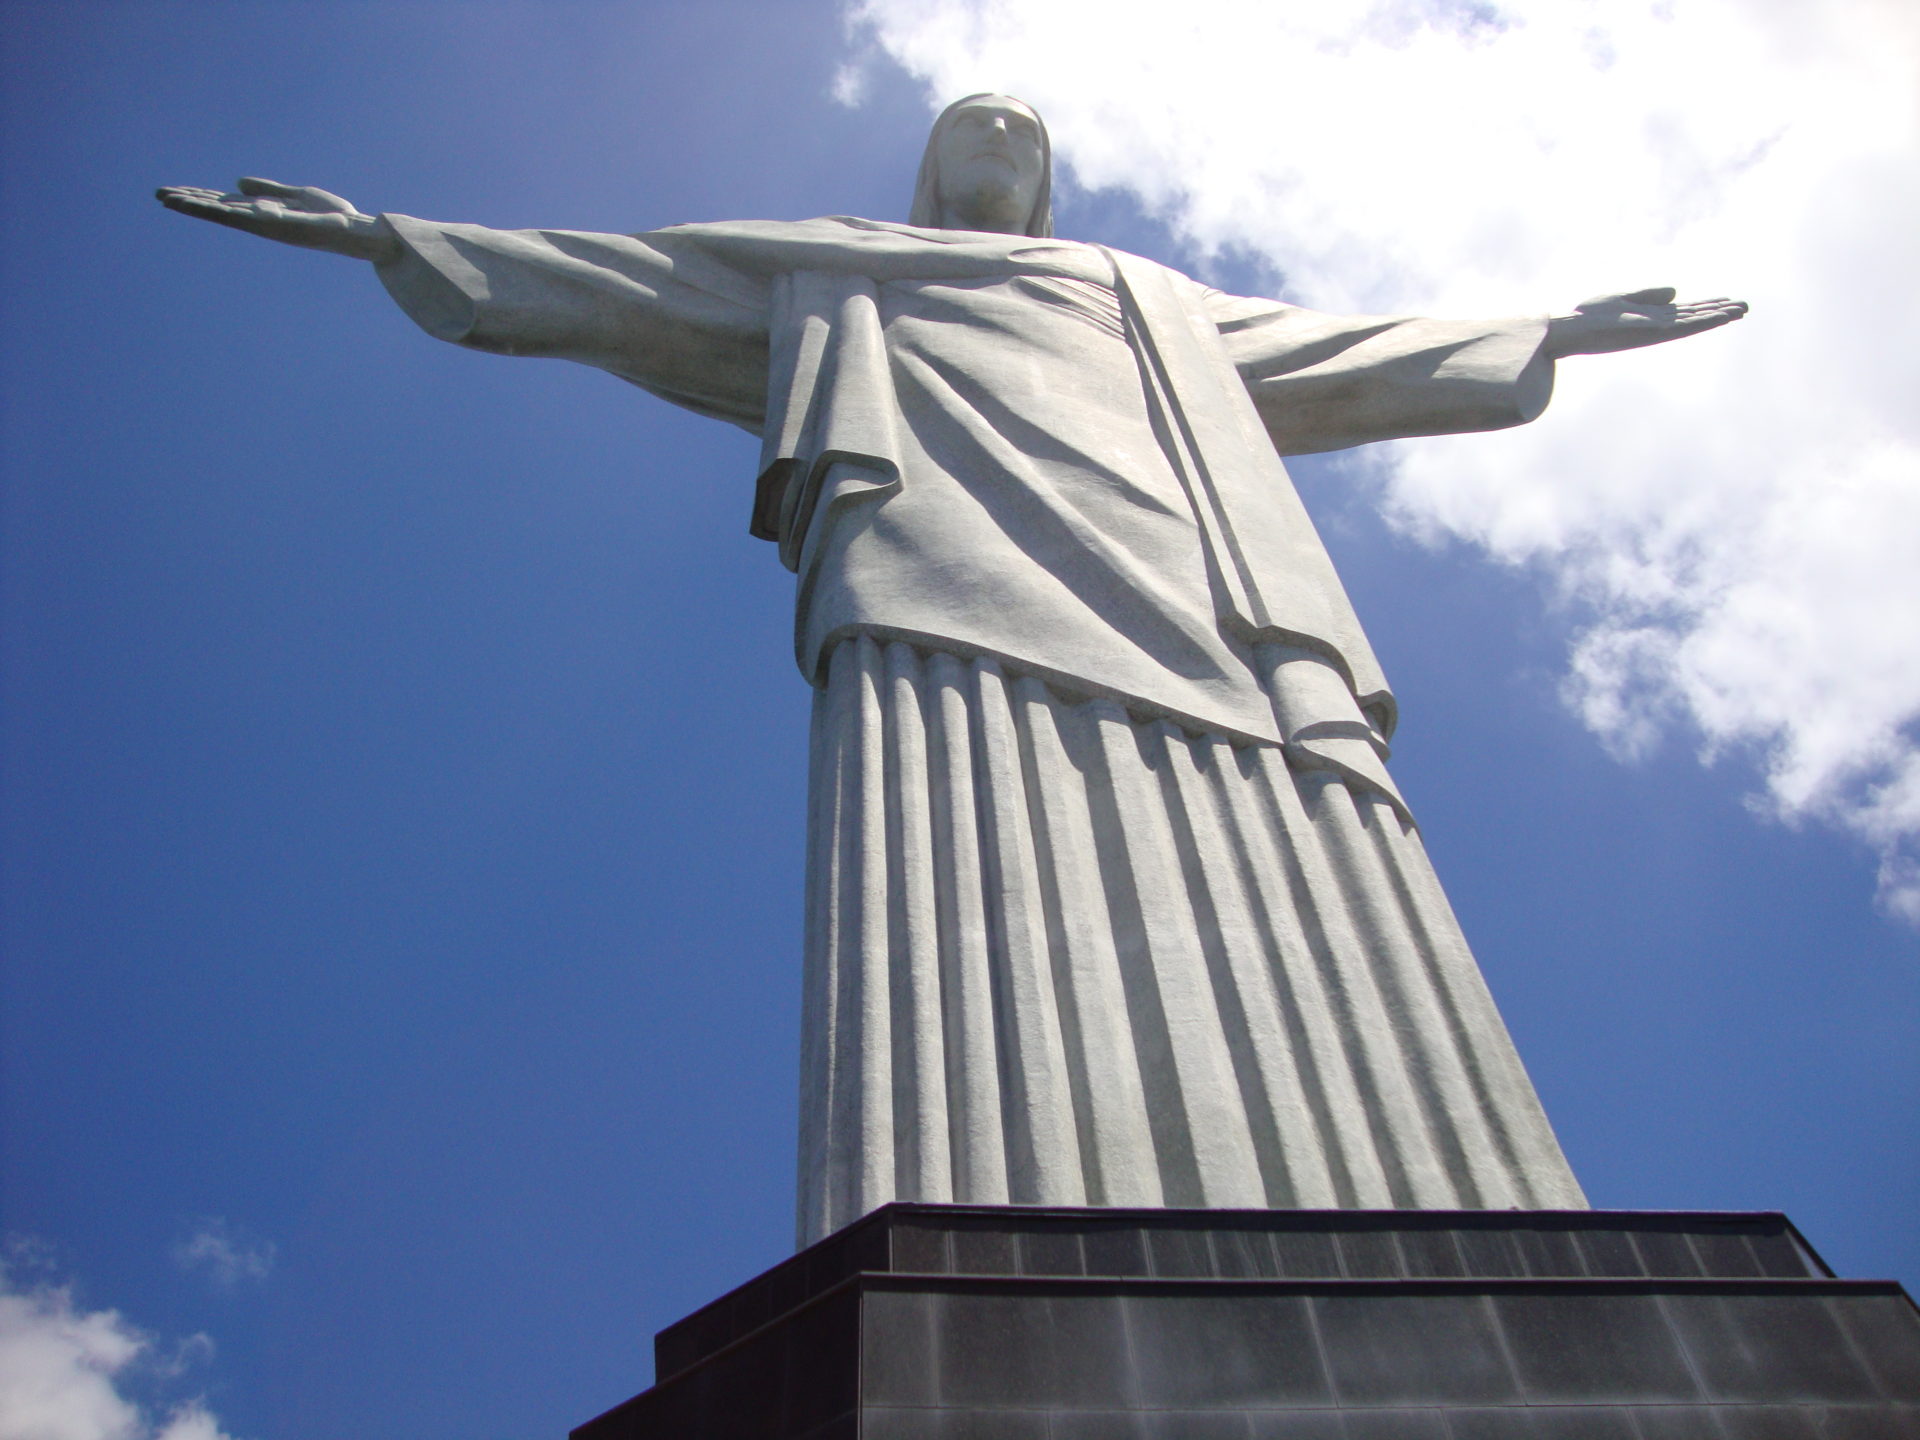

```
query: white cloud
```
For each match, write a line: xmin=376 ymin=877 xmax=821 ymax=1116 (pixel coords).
xmin=0 ymin=1251 xmax=240 ymax=1440
xmin=169 ymin=1223 xmax=273 ymax=1291
xmin=840 ymin=0 xmax=1920 ymax=922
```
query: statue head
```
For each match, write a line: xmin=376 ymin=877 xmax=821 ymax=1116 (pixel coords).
xmin=909 ymin=93 xmax=1053 ymax=237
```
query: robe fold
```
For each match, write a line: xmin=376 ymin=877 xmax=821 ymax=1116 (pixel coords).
xmin=373 ymin=212 xmax=1587 ymax=1239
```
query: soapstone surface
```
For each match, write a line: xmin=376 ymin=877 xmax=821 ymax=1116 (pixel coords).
xmin=156 ymin=95 xmax=1749 ymax=1241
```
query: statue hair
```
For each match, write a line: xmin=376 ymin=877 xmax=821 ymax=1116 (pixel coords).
xmin=908 ymin=94 xmax=1053 ymax=237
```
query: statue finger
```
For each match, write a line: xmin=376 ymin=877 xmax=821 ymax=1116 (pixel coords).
xmin=237 ymin=177 xmax=303 ymax=198
xmin=1673 ymin=309 xmax=1738 ymax=334
xmin=157 ymin=188 xmax=235 ymax=212
xmin=162 ymin=196 xmax=259 ymax=231
xmin=1619 ymin=285 xmax=1677 ymax=305
xmin=1677 ymin=301 xmax=1747 ymax=324
xmin=157 ymin=190 xmax=225 ymax=215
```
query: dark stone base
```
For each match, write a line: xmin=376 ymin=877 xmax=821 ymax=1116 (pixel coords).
xmin=573 ymin=1205 xmax=1920 ymax=1439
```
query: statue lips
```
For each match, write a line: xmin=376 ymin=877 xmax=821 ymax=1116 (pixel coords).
xmin=960 ymin=137 xmax=1026 ymax=178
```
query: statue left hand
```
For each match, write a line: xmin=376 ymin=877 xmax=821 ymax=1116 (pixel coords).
xmin=1544 ymin=288 xmax=1748 ymax=359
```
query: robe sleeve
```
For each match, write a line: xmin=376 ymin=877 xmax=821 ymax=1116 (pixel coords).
xmin=374 ymin=214 xmax=772 ymax=433
xmin=1203 ymin=289 xmax=1553 ymax=457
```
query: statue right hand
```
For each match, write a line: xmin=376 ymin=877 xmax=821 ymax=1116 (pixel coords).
xmin=155 ymin=177 xmax=400 ymax=263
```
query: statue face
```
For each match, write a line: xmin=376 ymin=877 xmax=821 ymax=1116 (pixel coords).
xmin=932 ymin=96 xmax=1046 ymax=233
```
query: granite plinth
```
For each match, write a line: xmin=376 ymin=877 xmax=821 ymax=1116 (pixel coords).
xmin=573 ymin=1205 xmax=1920 ymax=1439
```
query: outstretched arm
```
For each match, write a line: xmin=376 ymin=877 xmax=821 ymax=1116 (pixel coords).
xmin=158 ymin=179 xmax=772 ymax=433
xmin=1209 ymin=279 xmax=1748 ymax=456
xmin=156 ymin=178 xmax=401 ymax=264
xmin=1543 ymin=286 xmax=1747 ymax=359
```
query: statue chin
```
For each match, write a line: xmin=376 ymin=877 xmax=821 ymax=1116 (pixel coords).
xmin=939 ymin=180 xmax=1030 ymax=233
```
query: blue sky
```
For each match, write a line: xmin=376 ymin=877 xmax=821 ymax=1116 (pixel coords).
xmin=1 ymin=4 xmax=1914 ymax=1439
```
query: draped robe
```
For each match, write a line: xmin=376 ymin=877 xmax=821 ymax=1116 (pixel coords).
xmin=374 ymin=213 xmax=1588 ymax=1241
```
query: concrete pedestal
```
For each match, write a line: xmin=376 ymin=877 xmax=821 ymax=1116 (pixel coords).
xmin=573 ymin=1205 xmax=1920 ymax=1439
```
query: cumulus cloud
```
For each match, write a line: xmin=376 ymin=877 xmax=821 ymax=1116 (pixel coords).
xmin=169 ymin=1223 xmax=273 ymax=1291
xmin=0 ymin=1248 xmax=240 ymax=1440
xmin=838 ymin=0 xmax=1920 ymax=922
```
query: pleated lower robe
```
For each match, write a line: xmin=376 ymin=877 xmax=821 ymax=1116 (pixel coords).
xmin=797 ymin=634 xmax=1587 ymax=1244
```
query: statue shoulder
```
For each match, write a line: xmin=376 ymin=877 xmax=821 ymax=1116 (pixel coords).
xmin=634 ymin=215 xmax=957 ymax=275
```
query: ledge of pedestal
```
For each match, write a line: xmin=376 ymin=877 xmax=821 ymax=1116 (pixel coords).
xmin=574 ymin=1205 xmax=1920 ymax=1440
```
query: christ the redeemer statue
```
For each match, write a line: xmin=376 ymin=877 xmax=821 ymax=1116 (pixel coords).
xmin=160 ymin=95 xmax=1745 ymax=1244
